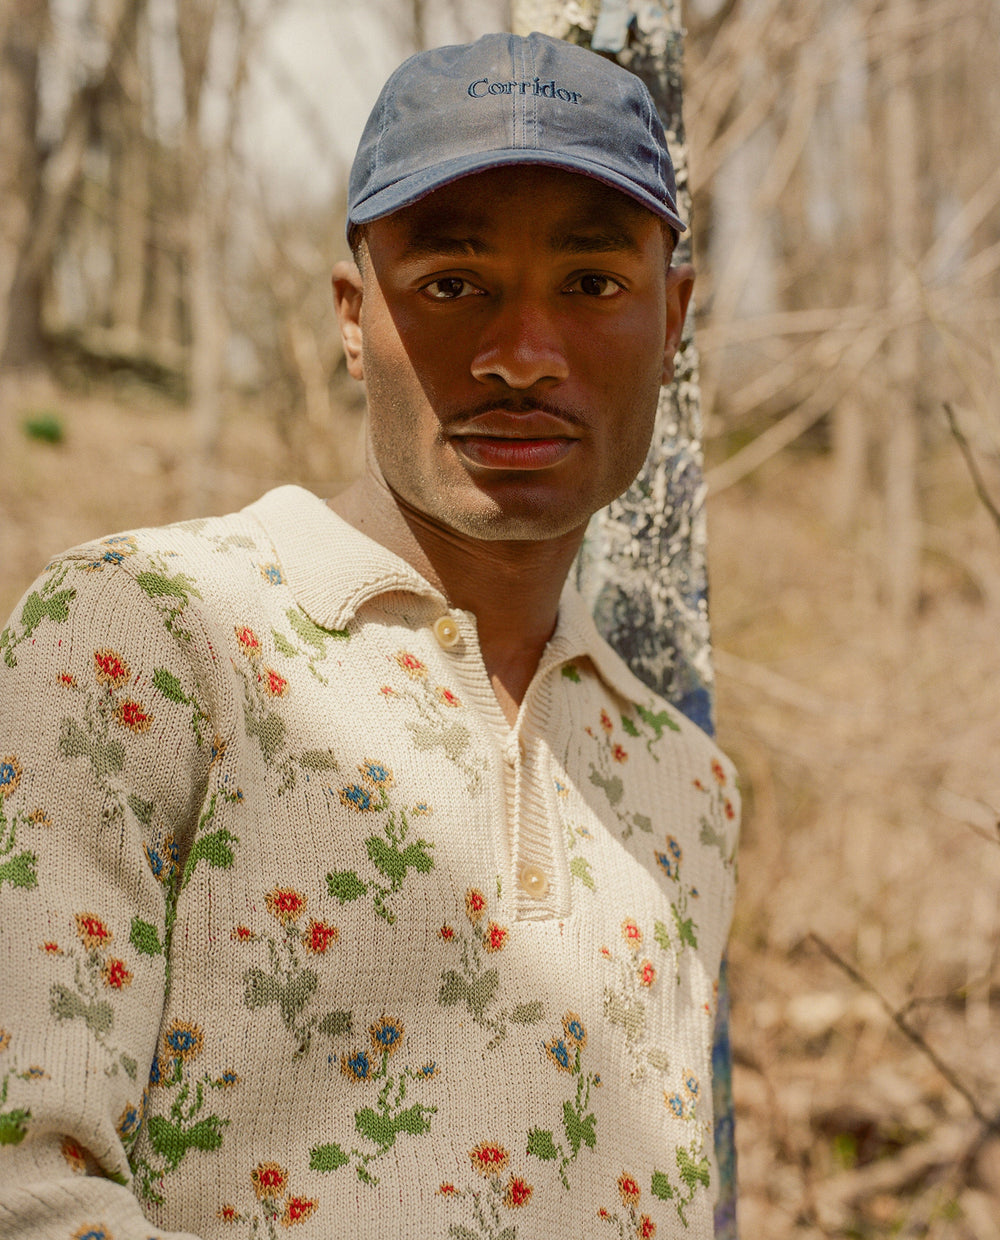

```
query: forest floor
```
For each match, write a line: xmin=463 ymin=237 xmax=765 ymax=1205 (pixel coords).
xmin=2 ymin=373 xmax=999 ymax=1238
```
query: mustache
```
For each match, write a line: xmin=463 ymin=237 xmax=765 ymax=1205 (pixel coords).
xmin=443 ymin=395 xmax=588 ymax=427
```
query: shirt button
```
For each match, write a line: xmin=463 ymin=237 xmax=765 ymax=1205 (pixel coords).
xmin=432 ymin=615 xmax=460 ymax=649
xmin=519 ymin=865 xmax=549 ymax=899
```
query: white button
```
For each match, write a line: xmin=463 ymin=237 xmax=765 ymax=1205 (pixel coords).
xmin=432 ymin=615 xmax=460 ymax=649
xmin=519 ymin=865 xmax=549 ymax=899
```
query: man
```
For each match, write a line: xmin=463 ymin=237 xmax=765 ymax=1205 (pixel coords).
xmin=0 ymin=32 xmax=738 ymax=1239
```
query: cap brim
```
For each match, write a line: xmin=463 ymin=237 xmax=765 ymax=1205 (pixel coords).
xmin=348 ymin=147 xmax=687 ymax=235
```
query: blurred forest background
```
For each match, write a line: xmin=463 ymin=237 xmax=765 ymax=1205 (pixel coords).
xmin=1 ymin=0 xmax=999 ymax=1235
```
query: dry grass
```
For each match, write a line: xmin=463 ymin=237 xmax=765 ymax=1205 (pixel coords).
xmin=2 ymin=376 xmax=999 ymax=1236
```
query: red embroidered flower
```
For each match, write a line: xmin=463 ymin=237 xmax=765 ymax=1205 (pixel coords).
xmin=379 ymin=685 xmax=396 ymax=697
xmin=640 ymin=1214 xmax=656 ymax=1237
xmin=235 ymin=626 xmax=261 ymax=658
xmin=618 ymin=1173 xmax=640 ymax=1206
xmin=724 ymin=799 xmax=735 ymax=820
xmin=437 ymin=686 xmax=462 ymax=707
xmin=94 ymin=648 xmax=130 ymax=687
xmin=75 ymin=913 xmax=112 ymax=950
xmin=265 ymin=887 xmax=307 ymax=925
xmin=115 ymin=699 xmax=153 ymax=732
xmin=439 ymin=925 xmax=455 ymax=940
xmin=437 ymin=1183 xmax=458 ymax=1196
xmin=282 ymin=1196 xmax=318 ymax=1226
xmin=693 ymin=778 xmax=705 ymax=790
xmin=302 ymin=919 xmax=339 ymax=954
xmin=465 ymin=888 xmax=487 ymax=924
xmin=101 ymin=958 xmax=133 ymax=989
xmin=504 ymin=1176 xmax=533 ymax=1208
xmin=711 ymin=759 xmax=726 ymax=785
xmin=395 ymin=651 xmax=427 ymax=679
xmin=600 ymin=709 xmax=614 ymax=734
xmin=263 ymin=668 xmax=288 ymax=697
xmin=217 ymin=1205 xmax=240 ymax=1222
xmin=484 ymin=921 xmax=508 ymax=953
xmin=61 ymin=1136 xmax=87 ymax=1172
xmin=58 ymin=672 xmax=78 ymax=688
xmin=598 ymin=1208 xmax=611 ymax=1219
xmin=621 ymin=919 xmax=642 ymax=948
xmin=600 ymin=945 xmax=612 ymax=959
xmin=612 ymin=744 xmax=628 ymax=763
xmin=251 ymin=1161 xmax=288 ymax=1199
xmin=231 ymin=925 xmax=255 ymax=942
xmin=40 ymin=941 xmax=62 ymax=955
xmin=639 ymin=960 xmax=656 ymax=988
xmin=470 ymin=1142 xmax=509 ymax=1177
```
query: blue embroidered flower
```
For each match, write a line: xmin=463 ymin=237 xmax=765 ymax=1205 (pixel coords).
xmin=163 ymin=1021 xmax=203 ymax=1061
xmin=369 ymin=1017 xmax=404 ymax=1056
xmin=359 ymin=761 xmax=393 ymax=788
xmin=101 ymin=550 xmax=128 ymax=566
xmin=684 ymin=1072 xmax=700 ymax=1098
xmin=341 ymin=1050 xmax=372 ymax=1081
xmin=117 ymin=1101 xmax=142 ymax=1137
xmin=145 ymin=844 xmax=165 ymax=880
xmin=261 ymin=563 xmax=284 ymax=585
xmin=148 ymin=1056 xmax=162 ymax=1087
xmin=563 ymin=1013 xmax=587 ymax=1047
xmin=544 ymin=1037 xmax=573 ymax=1073
xmin=338 ymin=784 xmax=373 ymax=812
xmin=0 ymin=756 xmax=21 ymax=798
xmin=417 ymin=1062 xmax=437 ymax=1078
xmin=655 ymin=851 xmax=678 ymax=879
xmin=667 ymin=1093 xmax=684 ymax=1117
xmin=215 ymin=1070 xmax=240 ymax=1088
xmin=666 ymin=835 xmax=683 ymax=862
xmin=73 ymin=1228 xmax=110 ymax=1240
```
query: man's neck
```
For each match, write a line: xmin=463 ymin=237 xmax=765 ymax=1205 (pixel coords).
xmin=329 ymin=469 xmax=583 ymax=725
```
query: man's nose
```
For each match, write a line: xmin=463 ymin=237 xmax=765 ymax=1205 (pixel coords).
xmin=469 ymin=295 xmax=570 ymax=389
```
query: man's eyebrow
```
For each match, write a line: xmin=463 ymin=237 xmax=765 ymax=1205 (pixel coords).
xmin=401 ymin=231 xmax=494 ymax=260
xmin=550 ymin=227 xmax=643 ymax=255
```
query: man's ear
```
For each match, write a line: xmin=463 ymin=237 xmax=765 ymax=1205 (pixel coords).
xmin=662 ymin=263 xmax=695 ymax=385
xmin=332 ymin=260 xmax=365 ymax=381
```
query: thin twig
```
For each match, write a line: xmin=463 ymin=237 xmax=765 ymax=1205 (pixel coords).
xmin=942 ymin=402 xmax=1000 ymax=539
xmin=807 ymin=932 xmax=1000 ymax=1132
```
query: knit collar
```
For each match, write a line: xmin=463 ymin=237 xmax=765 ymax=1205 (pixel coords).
xmin=246 ymin=485 xmax=652 ymax=707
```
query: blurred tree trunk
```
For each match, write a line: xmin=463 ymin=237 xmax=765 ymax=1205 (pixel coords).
xmin=109 ymin=11 xmax=150 ymax=345
xmin=881 ymin=0 xmax=921 ymax=625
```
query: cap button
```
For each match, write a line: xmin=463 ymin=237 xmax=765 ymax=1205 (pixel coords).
xmin=432 ymin=615 xmax=460 ymax=649
xmin=518 ymin=864 xmax=549 ymax=899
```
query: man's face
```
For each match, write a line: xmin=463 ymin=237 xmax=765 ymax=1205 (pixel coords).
xmin=335 ymin=165 xmax=693 ymax=543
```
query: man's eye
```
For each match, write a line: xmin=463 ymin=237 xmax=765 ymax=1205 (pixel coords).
xmin=421 ymin=277 xmax=481 ymax=300
xmin=567 ymin=274 xmax=623 ymax=298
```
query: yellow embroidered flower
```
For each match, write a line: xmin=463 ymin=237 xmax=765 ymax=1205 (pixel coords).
xmin=94 ymin=648 xmax=130 ymax=688
xmin=251 ymin=1161 xmax=288 ymax=1199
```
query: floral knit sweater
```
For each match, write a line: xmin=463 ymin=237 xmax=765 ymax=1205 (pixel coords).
xmin=0 ymin=485 xmax=739 ymax=1240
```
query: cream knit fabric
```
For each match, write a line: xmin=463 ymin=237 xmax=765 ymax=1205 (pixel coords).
xmin=0 ymin=485 xmax=738 ymax=1240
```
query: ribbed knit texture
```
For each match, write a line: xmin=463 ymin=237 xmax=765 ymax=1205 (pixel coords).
xmin=0 ymin=485 xmax=738 ymax=1240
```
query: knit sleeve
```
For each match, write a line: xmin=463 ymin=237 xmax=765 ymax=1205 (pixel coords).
xmin=0 ymin=549 xmax=213 ymax=1240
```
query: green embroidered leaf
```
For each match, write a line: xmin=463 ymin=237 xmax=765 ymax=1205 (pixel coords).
xmin=327 ymin=870 xmax=367 ymax=903
xmin=588 ymin=766 xmax=623 ymax=806
xmin=0 ymin=851 xmax=37 ymax=891
xmin=243 ymin=967 xmax=281 ymax=1009
xmin=654 ymin=920 xmax=672 ymax=950
xmin=127 ymin=793 xmax=155 ymax=826
xmin=354 ymin=1106 xmax=398 ymax=1151
xmin=527 ymin=1127 xmax=559 ymax=1160
xmin=356 ymin=1164 xmax=376 ymax=1185
xmin=104 ymin=1168 xmax=129 ymax=1185
xmin=300 ymin=750 xmax=339 ymax=771
xmin=135 ymin=571 xmax=201 ymax=603
xmin=672 ymin=905 xmax=698 ymax=949
xmin=0 ymin=1108 xmax=31 ymax=1145
xmin=57 ymin=719 xmax=125 ymax=778
xmin=510 ymin=1000 xmax=544 ymax=1024
xmin=393 ymin=1104 xmax=434 ymax=1137
xmin=562 ymin=1100 xmax=596 ymax=1155
xmin=569 ymin=856 xmax=595 ymax=890
xmin=49 ymin=984 xmax=114 ymax=1034
xmin=147 ymin=1115 xmax=187 ymax=1161
xmin=401 ymin=840 xmax=434 ymax=873
xmin=495 ymin=1230 xmax=517 ymax=1240
xmin=561 ymin=664 xmax=581 ymax=683
xmin=130 ymin=917 xmax=163 ymax=956
xmin=646 ymin=1048 xmax=671 ymax=1071
xmin=677 ymin=1147 xmax=710 ymax=1190
xmin=314 ymin=1011 xmax=349 ymax=1039
xmin=310 ymin=1141 xmax=350 ymax=1172
xmin=467 ymin=969 xmax=499 ymax=1018
xmin=287 ymin=608 xmax=334 ymax=651
xmin=449 ymin=1227 xmax=479 ymax=1240
xmin=20 ymin=587 xmax=75 ymax=634
xmin=636 ymin=704 xmax=680 ymax=736
xmin=152 ymin=668 xmax=188 ymax=704
xmin=120 ymin=1054 xmax=137 ymax=1081
xmin=183 ymin=1115 xmax=226 ymax=1152
xmin=279 ymin=970 xmax=318 ymax=1024
xmin=244 ymin=710 xmax=286 ymax=764
xmin=651 ymin=1170 xmax=675 ymax=1201
xmin=438 ymin=970 xmax=470 ymax=1008
xmin=603 ymin=992 xmax=646 ymax=1041
xmin=182 ymin=829 xmax=238 ymax=887
xmin=631 ymin=813 xmax=652 ymax=834
xmin=272 ymin=630 xmax=298 ymax=657
xmin=620 ymin=713 xmax=640 ymax=737
xmin=366 ymin=836 xmax=407 ymax=882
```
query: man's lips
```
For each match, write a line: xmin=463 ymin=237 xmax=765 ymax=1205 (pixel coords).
xmin=447 ymin=409 xmax=581 ymax=471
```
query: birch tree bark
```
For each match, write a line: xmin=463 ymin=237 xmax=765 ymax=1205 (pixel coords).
xmin=509 ymin=5 xmax=733 ymax=1236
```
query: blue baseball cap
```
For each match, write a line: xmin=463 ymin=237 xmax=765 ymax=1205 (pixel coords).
xmin=347 ymin=31 xmax=685 ymax=235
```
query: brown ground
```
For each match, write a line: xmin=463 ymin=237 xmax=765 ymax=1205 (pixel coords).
xmin=2 ymin=376 xmax=999 ymax=1237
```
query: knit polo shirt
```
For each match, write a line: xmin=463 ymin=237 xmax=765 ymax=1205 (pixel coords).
xmin=0 ymin=484 xmax=739 ymax=1239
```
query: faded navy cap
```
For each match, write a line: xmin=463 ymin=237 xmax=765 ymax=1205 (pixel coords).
xmin=347 ymin=31 xmax=685 ymax=235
